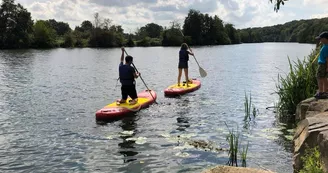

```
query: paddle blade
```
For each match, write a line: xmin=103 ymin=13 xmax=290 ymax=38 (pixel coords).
xmin=199 ymin=66 xmax=207 ymax=78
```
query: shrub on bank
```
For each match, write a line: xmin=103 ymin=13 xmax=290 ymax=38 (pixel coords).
xmin=300 ymin=147 xmax=323 ymax=173
xmin=276 ymin=47 xmax=319 ymax=119
xmin=136 ymin=37 xmax=162 ymax=47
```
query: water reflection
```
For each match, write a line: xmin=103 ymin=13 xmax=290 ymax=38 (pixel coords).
xmin=118 ymin=116 xmax=138 ymax=163
xmin=176 ymin=98 xmax=191 ymax=131
xmin=273 ymin=119 xmax=296 ymax=153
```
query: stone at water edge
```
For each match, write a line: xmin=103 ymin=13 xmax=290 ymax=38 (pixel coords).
xmin=294 ymin=98 xmax=328 ymax=172
xmin=202 ymin=165 xmax=275 ymax=173
xmin=293 ymin=115 xmax=328 ymax=172
xmin=296 ymin=97 xmax=328 ymax=121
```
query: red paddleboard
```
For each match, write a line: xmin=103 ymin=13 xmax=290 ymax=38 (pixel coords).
xmin=164 ymin=79 xmax=201 ymax=97
xmin=96 ymin=90 xmax=157 ymax=120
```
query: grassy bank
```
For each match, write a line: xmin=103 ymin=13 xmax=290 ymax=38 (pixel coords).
xmin=276 ymin=47 xmax=320 ymax=120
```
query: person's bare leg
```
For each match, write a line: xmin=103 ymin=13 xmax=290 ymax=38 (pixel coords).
xmin=319 ymin=78 xmax=324 ymax=93
xmin=323 ymin=78 xmax=328 ymax=92
xmin=177 ymin=68 xmax=182 ymax=86
xmin=184 ymin=68 xmax=189 ymax=87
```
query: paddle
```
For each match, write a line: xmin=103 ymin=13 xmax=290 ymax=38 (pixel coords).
xmin=188 ymin=47 xmax=207 ymax=78
xmin=123 ymin=50 xmax=158 ymax=104
xmin=312 ymin=43 xmax=323 ymax=64
xmin=311 ymin=53 xmax=320 ymax=64
xmin=179 ymin=30 xmax=207 ymax=78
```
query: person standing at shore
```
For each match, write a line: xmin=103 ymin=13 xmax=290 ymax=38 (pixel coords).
xmin=315 ymin=31 xmax=328 ymax=99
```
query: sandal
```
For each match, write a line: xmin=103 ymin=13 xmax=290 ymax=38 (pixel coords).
xmin=129 ymin=99 xmax=138 ymax=105
xmin=314 ymin=92 xmax=327 ymax=99
xmin=116 ymin=99 xmax=126 ymax=105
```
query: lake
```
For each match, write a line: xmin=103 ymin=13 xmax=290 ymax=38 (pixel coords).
xmin=0 ymin=43 xmax=315 ymax=173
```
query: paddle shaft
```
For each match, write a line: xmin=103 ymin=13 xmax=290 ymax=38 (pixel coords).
xmin=312 ymin=43 xmax=323 ymax=64
xmin=189 ymin=48 xmax=200 ymax=68
xmin=312 ymin=53 xmax=320 ymax=64
xmin=123 ymin=50 xmax=157 ymax=103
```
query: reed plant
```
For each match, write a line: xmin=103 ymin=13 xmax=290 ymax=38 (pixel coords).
xmin=240 ymin=142 xmax=249 ymax=167
xmin=225 ymin=123 xmax=239 ymax=167
xmin=244 ymin=92 xmax=251 ymax=121
xmin=276 ymin=48 xmax=319 ymax=119
xmin=225 ymin=123 xmax=249 ymax=167
xmin=244 ymin=92 xmax=257 ymax=121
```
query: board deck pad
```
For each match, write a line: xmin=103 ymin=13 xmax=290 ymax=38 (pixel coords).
xmin=104 ymin=97 xmax=150 ymax=111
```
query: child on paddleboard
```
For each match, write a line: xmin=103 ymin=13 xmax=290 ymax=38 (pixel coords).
xmin=117 ymin=47 xmax=140 ymax=105
xmin=315 ymin=31 xmax=328 ymax=99
xmin=178 ymin=43 xmax=194 ymax=87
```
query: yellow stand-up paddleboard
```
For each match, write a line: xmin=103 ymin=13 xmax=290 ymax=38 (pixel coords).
xmin=164 ymin=79 xmax=201 ymax=97
xmin=96 ymin=90 xmax=157 ymax=121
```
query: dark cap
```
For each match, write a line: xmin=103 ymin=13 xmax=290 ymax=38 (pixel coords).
xmin=316 ymin=31 xmax=328 ymax=40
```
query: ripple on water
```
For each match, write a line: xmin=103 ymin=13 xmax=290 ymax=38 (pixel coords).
xmin=0 ymin=44 xmax=315 ymax=173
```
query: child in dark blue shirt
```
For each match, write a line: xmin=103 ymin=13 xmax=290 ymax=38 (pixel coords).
xmin=117 ymin=47 xmax=140 ymax=105
xmin=178 ymin=43 xmax=194 ymax=87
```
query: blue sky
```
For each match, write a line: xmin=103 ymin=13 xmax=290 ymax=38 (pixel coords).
xmin=15 ymin=0 xmax=328 ymax=33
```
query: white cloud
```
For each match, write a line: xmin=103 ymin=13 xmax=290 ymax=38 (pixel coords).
xmin=311 ymin=12 xmax=328 ymax=19
xmin=15 ymin=0 xmax=328 ymax=33
xmin=90 ymin=0 xmax=158 ymax=7
xmin=25 ymin=0 xmax=93 ymax=26
xmin=304 ymin=0 xmax=327 ymax=5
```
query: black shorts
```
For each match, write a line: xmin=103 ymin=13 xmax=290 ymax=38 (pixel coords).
xmin=178 ymin=61 xmax=188 ymax=69
xmin=121 ymin=85 xmax=138 ymax=100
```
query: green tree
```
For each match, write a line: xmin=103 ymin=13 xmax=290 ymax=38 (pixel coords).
xmin=81 ymin=20 xmax=93 ymax=32
xmin=182 ymin=9 xmax=238 ymax=46
xmin=109 ymin=25 xmax=124 ymax=46
xmin=47 ymin=19 xmax=71 ymax=36
xmin=74 ymin=20 xmax=93 ymax=39
xmin=89 ymin=28 xmax=116 ymax=47
xmin=225 ymin=23 xmax=240 ymax=44
xmin=139 ymin=23 xmax=163 ymax=38
xmin=32 ymin=20 xmax=56 ymax=48
xmin=88 ymin=13 xmax=120 ymax=47
xmin=126 ymin=35 xmax=135 ymax=47
xmin=0 ymin=0 xmax=33 ymax=48
xmin=72 ymin=30 xmax=87 ymax=47
xmin=135 ymin=27 xmax=147 ymax=40
xmin=183 ymin=9 xmax=204 ymax=45
xmin=239 ymin=30 xmax=250 ymax=43
xmin=136 ymin=36 xmax=151 ymax=47
xmin=203 ymin=14 xmax=216 ymax=45
xmin=162 ymin=24 xmax=184 ymax=46
xmin=238 ymin=17 xmax=328 ymax=44
xmin=62 ymin=32 xmax=74 ymax=48
xmin=212 ymin=15 xmax=230 ymax=44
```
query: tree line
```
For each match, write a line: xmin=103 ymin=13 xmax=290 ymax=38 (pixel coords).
xmin=239 ymin=17 xmax=328 ymax=44
xmin=0 ymin=0 xmax=320 ymax=49
xmin=0 ymin=0 xmax=241 ymax=49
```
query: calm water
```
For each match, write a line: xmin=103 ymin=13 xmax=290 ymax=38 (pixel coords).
xmin=0 ymin=43 xmax=315 ymax=173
